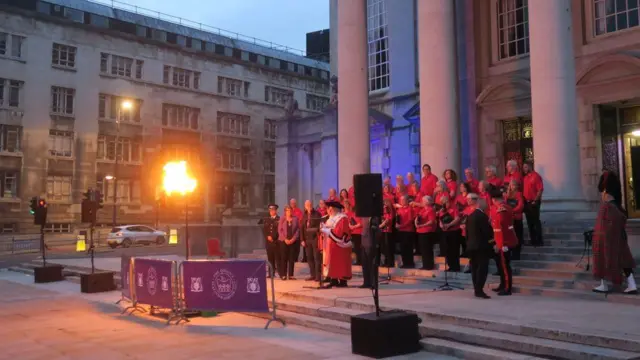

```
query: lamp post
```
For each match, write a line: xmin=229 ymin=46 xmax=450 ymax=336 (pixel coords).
xmin=112 ymin=100 xmax=132 ymax=227
xmin=162 ymin=161 xmax=197 ymax=260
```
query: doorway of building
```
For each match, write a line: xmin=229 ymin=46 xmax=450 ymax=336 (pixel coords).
xmin=502 ymin=117 xmax=534 ymax=170
xmin=622 ymin=132 xmax=640 ymax=218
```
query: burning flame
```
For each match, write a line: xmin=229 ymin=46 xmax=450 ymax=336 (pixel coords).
xmin=162 ymin=161 xmax=197 ymax=196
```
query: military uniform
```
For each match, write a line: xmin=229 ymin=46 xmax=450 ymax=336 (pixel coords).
xmin=490 ymin=202 xmax=518 ymax=295
xmin=260 ymin=204 xmax=280 ymax=277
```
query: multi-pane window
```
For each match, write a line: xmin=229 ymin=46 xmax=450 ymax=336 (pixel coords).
xmin=496 ymin=0 xmax=530 ymax=60
xmin=1 ymin=172 xmax=17 ymax=198
xmin=215 ymin=148 xmax=250 ymax=171
xmin=52 ymin=43 xmax=77 ymax=69
xmin=217 ymin=77 xmax=250 ymax=98
xmin=264 ymin=151 xmax=275 ymax=173
xmin=594 ymin=0 xmax=640 ymax=36
xmin=161 ymin=104 xmax=200 ymax=130
xmin=98 ymin=178 xmax=141 ymax=203
xmin=98 ymin=94 xmax=142 ymax=123
xmin=46 ymin=176 xmax=72 ymax=202
xmin=0 ymin=32 xmax=25 ymax=59
xmin=264 ymin=86 xmax=293 ymax=106
xmin=51 ymin=86 xmax=75 ymax=116
xmin=43 ymin=223 xmax=72 ymax=233
xmin=165 ymin=147 xmax=200 ymax=165
xmin=367 ymin=0 xmax=390 ymax=91
xmin=0 ymin=125 xmax=21 ymax=153
xmin=96 ymin=135 xmax=142 ymax=163
xmin=263 ymin=183 xmax=275 ymax=207
xmin=0 ymin=78 xmax=22 ymax=108
xmin=234 ymin=185 xmax=250 ymax=207
xmin=306 ymin=94 xmax=330 ymax=112
xmin=1 ymin=223 xmax=16 ymax=234
xmin=163 ymin=66 xmax=201 ymax=89
xmin=216 ymin=112 xmax=250 ymax=136
xmin=264 ymin=119 xmax=277 ymax=140
xmin=48 ymin=130 xmax=74 ymax=158
xmin=100 ymin=53 xmax=144 ymax=79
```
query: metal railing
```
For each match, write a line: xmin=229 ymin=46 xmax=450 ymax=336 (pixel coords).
xmin=88 ymin=0 xmax=307 ymax=57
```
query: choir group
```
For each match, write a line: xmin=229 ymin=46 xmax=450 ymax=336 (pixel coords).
xmin=261 ymin=161 xmax=545 ymax=294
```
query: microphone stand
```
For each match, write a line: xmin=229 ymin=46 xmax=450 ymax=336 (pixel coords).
xmin=434 ymin=227 xmax=463 ymax=292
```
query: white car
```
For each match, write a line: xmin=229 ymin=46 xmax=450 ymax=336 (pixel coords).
xmin=107 ymin=225 xmax=167 ymax=248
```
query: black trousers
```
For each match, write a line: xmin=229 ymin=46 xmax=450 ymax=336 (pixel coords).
xmin=381 ymin=232 xmax=395 ymax=267
xmin=442 ymin=230 xmax=462 ymax=272
xmin=468 ymin=249 xmax=490 ymax=295
xmin=398 ymin=231 xmax=415 ymax=268
xmin=524 ymin=201 xmax=543 ymax=246
xmin=417 ymin=232 xmax=438 ymax=270
xmin=496 ymin=249 xmax=513 ymax=292
xmin=360 ymin=245 xmax=376 ymax=287
xmin=279 ymin=241 xmax=299 ymax=278
xmin=437 ymin=228 xmax=445 ymax=256
xmin=305 ymin=242 xmax=322 ymax=281
xmin=351 ymin=234 xmax=363 ymax=265
xmin=460 ymin=236 xmax=468 ymax=258
xmin=513 ymin=219 xmax=524 ymax=260
xmin=266 ymin=240 xmax=279 ymax=276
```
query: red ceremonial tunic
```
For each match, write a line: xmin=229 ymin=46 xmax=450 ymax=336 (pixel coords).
xmin=465 ymin=178 xmax=480 ymax=194
xmin=490 ymin=204 xmax=518 ymax=249
xmin=346 ymin=210 xmax=362 ymax=235
xmin=415 ymin=206 xmax=437 ymax=234
xmin=479 ymin=191 xmax=492 ymax=215
xmin=592 ymin=201 xmax=636 ymax=285
xmin=523 ymin=171 xmax=544 ymax=201
xmin=420 ymin=174 xmax=439 ymax=197
xmin=504 ymin=191 xmax=525 ymax=220
xmin=504 ymin=172 xmax=523 ymax=188
xmin=396 ymin=206 xmax=415 ymax=232
xmin=322 ymin=213 xmax=353 ymax=280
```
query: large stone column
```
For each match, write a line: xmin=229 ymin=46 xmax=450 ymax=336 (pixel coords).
xmin=337 ymin=0 xmax=369 ymax=188
xmin=529 ymin=0 xmax=584 ymax=211
xmin=417 ymin=0 xmax=460 ymax=176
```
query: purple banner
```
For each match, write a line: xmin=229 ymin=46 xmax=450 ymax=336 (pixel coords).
xmin=182 ymin=260 xmax=268 ymax=313
xmin=121 ymin=255 xmax=131 ymax=299
xmin=134 ymin=258 xmax=174 ymax=309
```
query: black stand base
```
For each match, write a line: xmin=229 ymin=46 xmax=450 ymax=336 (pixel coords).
xmin=34 ymin=265 xmax=64 ymax=283
xmin=81 ymin=272 xmax=116 ymax=293
xmin=351 ymin=311 xmax=422 ymax=359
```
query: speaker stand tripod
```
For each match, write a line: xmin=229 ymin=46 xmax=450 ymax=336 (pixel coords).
xmin=433 ymin=256 xmax=463 ymax=292
xmin=378 ymin=264 xmax=404 ymax=285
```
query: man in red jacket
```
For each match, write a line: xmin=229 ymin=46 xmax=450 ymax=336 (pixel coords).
xmin=490 ymin=189 xmax=519 ymax=296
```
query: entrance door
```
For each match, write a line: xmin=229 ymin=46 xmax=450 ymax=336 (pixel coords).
xmin=623 ymin=134 xmax=640 ymax=218
xmin=502 ymin=118 xmax=534 ymax=169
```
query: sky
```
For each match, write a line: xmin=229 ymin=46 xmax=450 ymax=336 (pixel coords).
xmin=110 ymin=0 xmax=330 ymax=52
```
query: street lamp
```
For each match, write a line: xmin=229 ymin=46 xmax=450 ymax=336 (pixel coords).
xmin=162 ymin=161 xmax=197 ymax=259
xmin=112 ymin=99 xmax=133 ymax=227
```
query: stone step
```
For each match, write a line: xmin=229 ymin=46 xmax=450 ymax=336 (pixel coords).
xmin=513 ymin=285 xmax=640 ymax=307
xmin=540 ymin=237 xmax=584 ymax=246
xmin=521 ymin=246 xmax=585 ymax=255
xmin=249 ymin=309 xmax=350 ymax=335
xmin=519 ymin=253 xmax=585 ymax=262
xmin=516 ymin=260 xmax=582 ymax=271
xmin=421 ymin=322 xmax=640 ymax=360
xmin=421 ymin=338 xmax=547 ymax=360
xmin=269 ymin=298 xmax=363 ymax=323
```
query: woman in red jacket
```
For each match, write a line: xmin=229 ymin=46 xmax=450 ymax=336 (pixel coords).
xmin=395 ymin=195 xmax=416 ymax=269
xmin=443 ymin=169 xmax=458 ymax=199
xmin=438 ymin=196 xmax=462 ymax=272
xmin=344 ymin=200 xmax=362 ymax=266
xmin=504 ymin=179 xmax=525 ymax=260
xmin=415 ymin=195 xmax=437 ymax=270
xmin=379 ymin=199 xmax=396 ymax=267
xmin=339 ymin=189 xmax=349 ymax=205
xmin=383 ymin=184 xmax=396 ymax=204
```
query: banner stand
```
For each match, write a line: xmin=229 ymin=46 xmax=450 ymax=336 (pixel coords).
xmin=117 ymin=257 xmax=146 ymax=315
xmin=169 ymin=262 xmax=190 ymax=325
xmin=265 ymin=262 xmax=285 ymax=330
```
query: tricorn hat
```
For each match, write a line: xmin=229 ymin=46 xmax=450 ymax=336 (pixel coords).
xmin=325 ymin=200 xmax=344 ymax=210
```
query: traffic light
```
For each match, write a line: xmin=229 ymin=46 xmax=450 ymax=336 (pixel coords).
xmin=34 ymin=198 xmax=47 ymax=226
xmin=95 ymin=190 xmax=104 ymax=209
xmin=29 ymin=196 xmax=37 ymax=215
xmin=81 ymin=188 xmax=96 ymax=224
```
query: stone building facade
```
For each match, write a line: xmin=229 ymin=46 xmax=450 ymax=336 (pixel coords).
xmin=279 ymin=0 xmax=640 ymax=217
xmin=0 ymin=0 xmax=330 ymax=234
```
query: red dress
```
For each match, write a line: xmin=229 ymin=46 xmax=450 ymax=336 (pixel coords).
xmin=322 ymin=213 xmax=353 ymax=281
xmin=592 ymin=202 xmax=635 ymax=285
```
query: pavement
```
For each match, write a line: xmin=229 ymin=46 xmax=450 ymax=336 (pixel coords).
xmin=0 ymin=271 xmax=456 ymax=360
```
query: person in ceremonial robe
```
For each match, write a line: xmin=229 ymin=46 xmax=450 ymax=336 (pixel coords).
xmin=302 ymin=200 xmax=322 ymax=281
xmin=504 ymin=180 xmax=525 ymax=260
xmin=438 ymin=196 xmax=462 ymax=272
xmin=344 ymin=200 xmax=363 ymax=266
xmin=395 ymin=195 xmax=416 ymax=268
xmin=383 ymin=184 xmax=395 ymax=203
xmin=443 ymin=169 xmax=458 ymax=199
xmin=407 ymin=172 xmax=420 ymax=201
xmin=395 ymin=175 xmax=408 ymax=203
xmin=465 ymin=193 xmax=494 ymax=299
xmin=320 ymin=201 xmax=352 ymax=288
xmin=277 ymin=206 xmax=300 ymax=280
xmin=420 ymin=164 xmax=439 ymax=198
xmin=522 ymin=161 xmax=544 ymax=247
xmin=489 ymin=189 xmax=518 ymax=296
xmin=260 ymin=204 xmax=280 ymax=278
xmin=485 ymin=165 xmax=503 ymax=189
xmin=339 ymin=189 xmax=349 ymax=205
xmin=415 ymin=195 xmax=437 ymax=270
xmin=327 ymin=188 xmax=339 ymax=202
xmin=380 ymin=199 xmax=395 ymax=267
xmin=503 ymin=160 xmax=523 ymax=191
xmin=592 ymin=171 xmax=637 ymax=294
xmin=464 ymin=167 xmax=480 ymax=194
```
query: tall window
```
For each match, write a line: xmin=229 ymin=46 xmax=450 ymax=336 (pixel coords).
xmin=0 ymin=125 xmax=21 ymax=153
xmin=100 ymin=53 xmax=143 ymax=79
xmin=367 ymin=0 xmax=390 ymax=91
xmin=234 ymin=185 xmax=250 ymax=207
xmin=496 ymin=0 xmax=530 ymax=60
xmin=264 ymin=119 xmax=277 ymax=140
xmin=264 ymin=151 xmax=275 ymax=173
xmin=305 ymin=94 xmax=330 ymax=112
xmin=594 ymin=0 xmax=640 ymax=36
xmin=218 ymin=77 xmax=250 ymax=98
xmin=163 ymin=66 xmax=200 ymax=89
xmin=98 ymin=94 xmax=142 ymax=123
xmin=46 ymin=176 xmax=72 ymax=202
xmin=215 ymin=148 xmax=250 ymax=171
xmin=264 ymin=86 xmax=293 ymax=106
xmin=0 ymin=78 xmax=23 ymax=108
xmin=263 ymin=183 xmax=275 ymax=206
xmin=96 ymin=136 xmax=142 ymax=163
xmin=1 ymin=172 xmax=17 ymax=198
xmin=52 ymin=43 xmax=77 ymax=69
xmin=49 ymin=130 xmax=74 ymax=158
xmin=161 ymin=104 xmax=200 ymax=130
xmin=98 ymin=178 xmax=140 ymax=203
xmin=216 ymin=112 xmax=250 ymax=136
xmin=51 ymin=87 xmax=75 ymax=116
xmin=0 ymin=32 xmax=25 ymax=59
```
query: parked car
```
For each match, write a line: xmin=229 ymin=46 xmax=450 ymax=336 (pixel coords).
xmin=107 ymin=225 xmax=166 ymax=248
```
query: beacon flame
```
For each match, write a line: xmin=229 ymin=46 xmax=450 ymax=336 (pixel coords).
xmin=162 ymin=161 xmax=197 ymax=196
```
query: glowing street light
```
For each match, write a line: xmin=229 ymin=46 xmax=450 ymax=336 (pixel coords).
xmin=121 ymin=100 xmax=133 ymax=111
xmin=162 ymin=161 xmax=197 ymax=259
xmin=104 ymin=175 xmax=114 ymax=181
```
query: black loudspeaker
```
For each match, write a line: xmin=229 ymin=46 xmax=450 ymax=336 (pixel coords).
xmin=351 ymin=311 xmax=422 ymax=358
xmin=80 ymin=272 xmax=116 ymax=293
xmin=34 ymin=265 xmax=64 ymax=283
xmin=353 ymin=173 xmax=383 ymax=218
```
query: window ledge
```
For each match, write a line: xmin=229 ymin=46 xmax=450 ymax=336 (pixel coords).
xmin=48 ymin=155 xmax=75 ymax=161
xmin=161 ymin=125 xmax=200 ymax=132
xmin=51 ymin=64 xmax=77 ymax=72
xmin=215 ymin=169 xmax=251 ymax=174
xmin=0 ymin=106 xmax=24 ymax=114
xmin=98 ymin=118 xmax=143 ymax=126
xmin=0 ymin=198 xmax=20 ymax=203
xmin=99 ymin=72 xmax=142 ymax=82
xmin=215 ymin=132 xmax=251 ymax=139
xmin=0 ymin=55 xmax=26 ymax=64
xmin=0 ymin=151 xmax=23 ymax=157
xmin=47 ymin=200 xmax=73 ymax=205
xmin=96 ymin=159 xmax=143 ymax=166
xmin=50 ymin=112 xmax=75 ymax=119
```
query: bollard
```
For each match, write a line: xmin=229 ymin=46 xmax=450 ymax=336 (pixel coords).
xmin=76 ymin=233 xmax=86 ymax=252
xmin=169 ymin=229 xmax=178 ymax=244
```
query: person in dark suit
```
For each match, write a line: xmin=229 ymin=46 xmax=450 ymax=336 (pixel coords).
xmin=464 ymin=193 xmax=494 ymax=299
xmin=259 ymin=204 xmax=280 ymax=278
xmin=301 ymin=200 xmax=322 ymax=281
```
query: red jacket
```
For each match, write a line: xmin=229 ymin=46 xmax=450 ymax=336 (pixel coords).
xmin=395 ymin=206 xmax=415 ymax=232
xmin=490 ymin=204 xmax=518 ymax=249
xmin=415 ymin=206 xmax=437 ymax=233
xmin=504 ymin=191 xmax=525 ymax=220
xmin=420 ymin=174 xmax=438 ymax=197
xmin=346 ymin=210 xmax=362 ymax=235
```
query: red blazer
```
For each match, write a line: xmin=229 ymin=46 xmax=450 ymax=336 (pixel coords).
xmin=395 ymin=206 xmax=415 ymax=232
xmin=415 ymin=206 xmax=437 ymax=233
xmin=490 ymin=204 xmax=518 ymax=249
xmin=346 ymin=210 xmax=362 ymax=235
xmin=504 ymin=191 xmax=525 ymax=220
